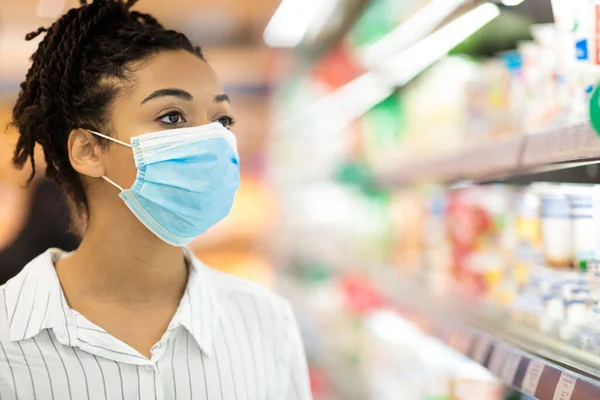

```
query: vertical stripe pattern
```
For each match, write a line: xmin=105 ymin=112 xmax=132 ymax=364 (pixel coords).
xmin=0 ymin=249 xmax=313 ymax=400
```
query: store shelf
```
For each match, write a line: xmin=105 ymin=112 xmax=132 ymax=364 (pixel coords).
xmin=376 ymin=273 xmax=600 ymax=400
xmin=375 ymin=122 xmax=600 ymax=186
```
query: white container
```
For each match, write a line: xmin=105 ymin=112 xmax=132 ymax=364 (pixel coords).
xmin=560 ymin=300 xmax=588 ymax=341
xmin=579 ymin=302 xmax=600 ymax=352
xmin=551 ymin=0 xmax=576 ymax=31
xmin=550 ymin=0 xmax=580 ymax=63
xmin=541 ymin=194 xmax=573 ymax=268
xmin=587 ymin=260 xmax=600 ymax=300
xmin=592 ymin=186 xmax=600 ymax=259
xmin=570 ymin=194 xmax=597 ymax=266
xmin=540 ymin=294 xmax=565 ymax=333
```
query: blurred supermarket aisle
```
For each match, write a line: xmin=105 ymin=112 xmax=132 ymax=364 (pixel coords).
xmin=5 ymin=0 xmax=600 ymax=399
xmin=264 ymin=0 xmax=600 ymax=399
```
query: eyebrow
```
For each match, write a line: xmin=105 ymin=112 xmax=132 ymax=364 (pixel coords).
xmin=214 ymin=94 xmax=230 ymax=103
xmin=141 ymin=88 xmax=193 ymax=104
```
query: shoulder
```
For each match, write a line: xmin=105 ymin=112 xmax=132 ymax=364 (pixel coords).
xmin=187 ymin=251 xmax=299 ymax=339
xmin=205 ymin=266 xmax=293 ymax=317
xmin=0 ymin=249 xmax=64 ymax=343
xmin=202 ymin=266 xmax=302 ymax=366
xmin=196 ymin=262 xmax=298 ymax=339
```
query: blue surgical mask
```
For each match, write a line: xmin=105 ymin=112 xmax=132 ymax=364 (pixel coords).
xmin=89 ymin=123 xmax=240 ymax=246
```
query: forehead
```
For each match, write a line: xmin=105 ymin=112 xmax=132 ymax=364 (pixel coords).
xmin=128 ymin=50 xmax=224 ymax=101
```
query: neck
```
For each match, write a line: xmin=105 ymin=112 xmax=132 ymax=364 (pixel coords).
xmin=56 ymin=202 xmax=188 ymax=307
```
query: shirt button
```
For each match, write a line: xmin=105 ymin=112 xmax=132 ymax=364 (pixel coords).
xmin=145 ymin=365 xmax=154 ymax=371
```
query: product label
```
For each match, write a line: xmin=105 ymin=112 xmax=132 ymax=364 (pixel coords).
xmin=576 ymin=39 xmax=589 ymax=61
xmin=501 ymin=352 xmax=522 ymax=385
xmin=522 ymin=359 xmax=545 ymax=396
xmin=472 ymin=337 xmax=492 ymax=364
xmin=553 ymin=372 xmax=577 ymax=400
xmin=488 ymin=345 xmax=507 ymax=375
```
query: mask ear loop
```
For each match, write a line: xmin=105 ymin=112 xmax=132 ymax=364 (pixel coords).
xmin=88 ymin=130 xmax=132 ymax=148
xmin=102 ymin=175 xmax=125 ymax=192
xmin=87 ymin=130 xmax=130 ymax=192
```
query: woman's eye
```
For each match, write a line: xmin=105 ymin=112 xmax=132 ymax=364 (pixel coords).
xmin=216 ymin=115 xmax=235 ymax=128
xmin=158 ymin=111 xmax=185 ymax=125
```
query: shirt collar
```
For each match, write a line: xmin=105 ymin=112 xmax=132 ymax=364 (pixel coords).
xmin=5 ymin=248 xmax=221 ymax=357
xmin=5 ymin=250 xmax=73 ymax=345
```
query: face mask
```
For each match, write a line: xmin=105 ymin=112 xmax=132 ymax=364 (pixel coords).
xmin=89 ymin=123 xmax=240 ymax=246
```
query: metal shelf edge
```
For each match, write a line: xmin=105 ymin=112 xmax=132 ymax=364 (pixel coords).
xmin=375 ymin=122 xmax=600 ymax=186
xmin=374 ymin=272 xmax=600 ymax=400
xmin=436 ymin=324 xmax=600 ymax=400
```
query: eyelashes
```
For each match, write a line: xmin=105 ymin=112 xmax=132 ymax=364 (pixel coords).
xmin=216 ymin=115 xmax=235 ymax=129
xmin=155 ymin=111 xmax=236 ymax=129
xmin=157 ymin=111 xmax=185 ymax=125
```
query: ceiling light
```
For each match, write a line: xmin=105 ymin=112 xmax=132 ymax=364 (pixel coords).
xmin=307 ymin=71 xmax=394 ymax=134
xmin=288 ymin=3 xmax=500 ymax=135
xmin=382 ymin=3 xmax=501 ymax=85
xmin=263 ymin=0 xmax=329 ymax=48
xmin=360 ymin=0 xmax=468 ymax=68
xmin=502 ymin=0 xmax=526 ymax=6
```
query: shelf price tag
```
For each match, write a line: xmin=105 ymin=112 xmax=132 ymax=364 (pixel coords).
xmin=472 ymin=336 xmax=492 ymax=364
xmin=488 ymin=345 xmax=507 ymax=375
xmin=522 ymin=359 xmax=545 ymax=396
xmin=553 ymin=372 xmax=577 ymax=400
xmin=500 ymin=352 xmax=521 ymax=385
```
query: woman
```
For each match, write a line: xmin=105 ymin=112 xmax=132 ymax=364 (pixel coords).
xmin=0 ymin=1 xmax=312 ymax=399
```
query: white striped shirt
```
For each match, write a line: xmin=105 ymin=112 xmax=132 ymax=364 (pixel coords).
xmin=0 ymin=249 xmax=312 ymax=400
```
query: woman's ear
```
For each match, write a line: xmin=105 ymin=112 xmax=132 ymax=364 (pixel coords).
xmin=67 ymin=129 xmax=106 ymax=178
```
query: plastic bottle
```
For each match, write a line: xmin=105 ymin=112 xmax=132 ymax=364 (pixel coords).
xmin=570 ymin=194 xmax=597 ymax=266
xmin=540 ymin=193 xmax=573 ymax=268
xmin=580 ymin=302 xmax=600 ymax=353
xmin=560 ymin=287 xmax=589 ymax=342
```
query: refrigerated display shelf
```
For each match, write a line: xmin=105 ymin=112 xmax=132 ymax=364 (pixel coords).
xmin=376 ymin=122 xmax=600 ymax=186
xmin=377 ymin=274 xmax=600 ymax=400
xmin=437 ymin=326 xmax=600 ymax=400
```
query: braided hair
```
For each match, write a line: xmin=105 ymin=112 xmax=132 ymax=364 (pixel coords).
xmin=10 ymin=0 xmax=204 ymax=220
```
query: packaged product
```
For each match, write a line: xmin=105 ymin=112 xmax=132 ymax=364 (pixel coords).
xmin=560 ymin=285 xmax=589 ymax=342
xmin=570 ymin=192 xmax=598 ymax=267
xmin=514 ymin=188 xmax=542 ymax=287
xmin=579 ymin=302 xmax=600 ymax=353
xmin=539 ymin=192 xmax=573 ymax=268
xmin=445 ymin=186 xmax=515 ymax=301
xmin=540 ymin=291 xmax=564 ymax=334
xmin=550 ymin=0 xmax=583 ymax=63
xmin=518 ymin=41 xmax=554 ymax=133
